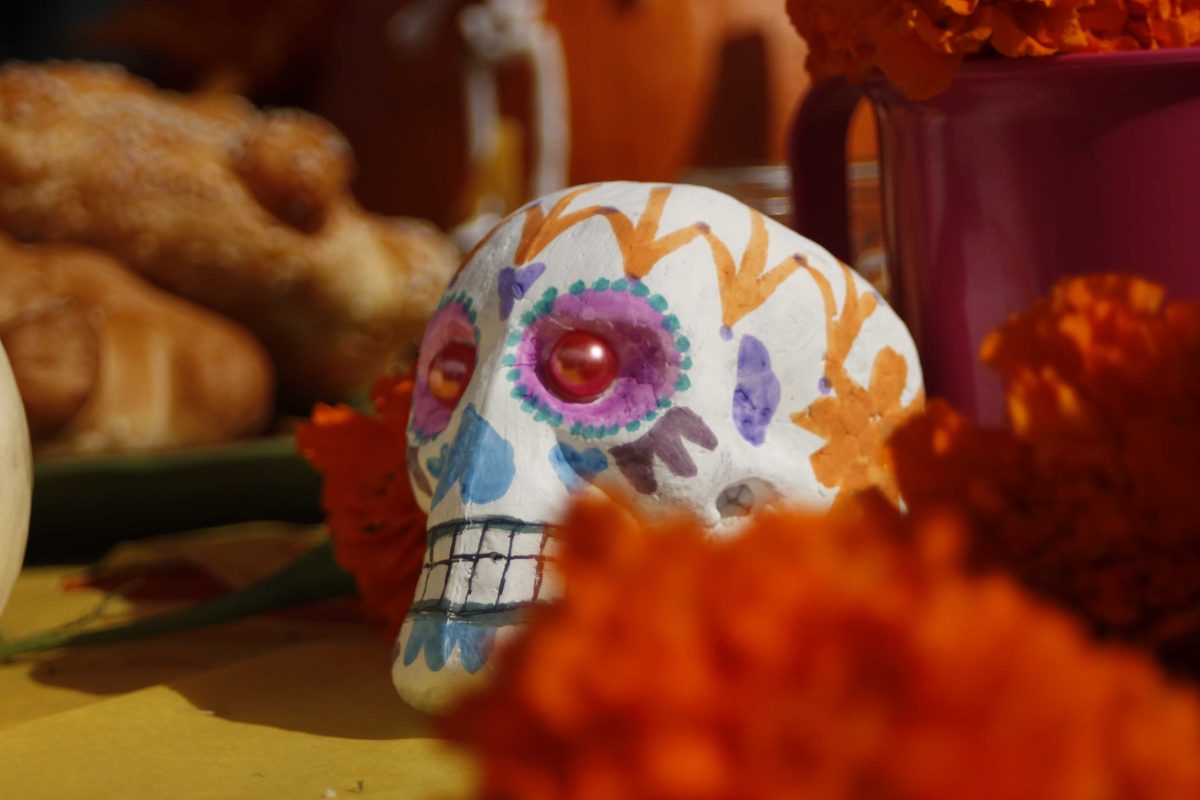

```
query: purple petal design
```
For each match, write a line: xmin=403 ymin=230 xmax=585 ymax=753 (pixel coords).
xmin=498 ymin=262 xmax=547 ymax=321
xmin=610 ymin=408 xmax=718 ymax=495
xmin=732 ymin=335 xmax=781 ymax=447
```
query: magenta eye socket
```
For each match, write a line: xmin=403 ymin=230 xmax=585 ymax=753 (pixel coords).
xmin=543 ymin=331 xmax=619 ymax=403
xmin=506 ymin=280 xmax=693 ymax=438
xmin=428 ymin=341 xmax=477 ymax=409
xmin=410 ymin=294 xmax=480 ymax=442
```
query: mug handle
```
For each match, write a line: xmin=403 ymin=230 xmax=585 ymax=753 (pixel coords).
xmin=788 ymin=78 xmax=865 ymax=263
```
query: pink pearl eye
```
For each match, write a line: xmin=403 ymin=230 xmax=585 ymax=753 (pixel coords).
xmin=428 ymin=341 xmax=477 ymax=409
xmin=544 ymin=331 xmax=619 ymax=403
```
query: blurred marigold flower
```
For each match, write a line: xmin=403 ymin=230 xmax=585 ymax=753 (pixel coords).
xmin=297 ymin=374 xmax=427 ymax=640
xmin=890 ymin=274 xmax=1200 ymax=666
xmin=441 ymin=491 xmax=1200 ymax=800
xmin=787 ymin=0 xmax=1200 ymax=99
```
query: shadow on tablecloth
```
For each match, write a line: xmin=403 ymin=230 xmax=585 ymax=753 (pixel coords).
xmin=26 ymin=635 xmax=430 ymax=740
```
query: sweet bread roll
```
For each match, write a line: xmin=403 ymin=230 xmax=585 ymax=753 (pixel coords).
xmin=0 ymin=236 xmax=275 ymax=455
xmin=0 ymin=62 xmax=458 ymax=402
xmin=0 ymin=260 xmax=97 ymax=439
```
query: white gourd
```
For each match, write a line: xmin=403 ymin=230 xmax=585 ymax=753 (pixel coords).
xmin=0 ymin=343 xmax=31 ymax=618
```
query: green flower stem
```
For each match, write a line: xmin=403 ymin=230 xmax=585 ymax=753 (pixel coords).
xmin=0 ymin=541 xmax=357 ymax=661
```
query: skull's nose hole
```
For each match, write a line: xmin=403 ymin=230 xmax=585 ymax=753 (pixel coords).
xmin=716 ymin=479 xmax=777 ymax=521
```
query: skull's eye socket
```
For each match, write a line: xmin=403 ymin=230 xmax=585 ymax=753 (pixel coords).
xmin=544 ymin=331 xmax=619 ymax=403
xmin=428 ymin=341 xmax=477 ymax=408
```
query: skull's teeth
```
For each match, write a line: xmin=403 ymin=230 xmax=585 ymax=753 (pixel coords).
xmin=410 ymin=518 xmax=560 ymax=616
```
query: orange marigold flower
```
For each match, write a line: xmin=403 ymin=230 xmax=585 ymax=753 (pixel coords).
xmin=890 ymin=274 xmax=1200 ymax=667
xmin=297 ymin=374 xmax=427 ymax=640
xmin=787 ymin=0 xmax=1200 ymax=99
xmin=441 ymin=492 xmax=1200 ymax=799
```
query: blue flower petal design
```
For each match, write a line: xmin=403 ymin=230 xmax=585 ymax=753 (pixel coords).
xmin=432 ymin=405 xmax=516 ymax=508
xmin=425 ymin=621 xmax=456 ymax=672
xmin=549 ymin=442 xmax=609 ymax=490
xmin=426 ymin=444 xmax=449 ymax=481
xmin=403 ymin=616 xmax=436 ymax=669
xmin=457 ymin=624 xmax=498 ymax=674
xmin=402 ymin=616 xmax=499 ymax=674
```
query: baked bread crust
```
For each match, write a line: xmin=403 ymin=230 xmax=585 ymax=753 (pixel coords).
xmin=0 ymin=62 xmax=457 ymax=401
xmin=0 ymin=236 xmax=275 ymax=455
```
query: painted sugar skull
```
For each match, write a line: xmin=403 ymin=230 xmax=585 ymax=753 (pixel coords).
xmin=396 ymin=182 xmax=923 ymax=710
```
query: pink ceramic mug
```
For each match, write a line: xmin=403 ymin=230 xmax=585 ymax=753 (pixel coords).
xmin=791 ymin=49 xmax=1200 ymax=424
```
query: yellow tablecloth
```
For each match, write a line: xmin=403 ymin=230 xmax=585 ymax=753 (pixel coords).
xmin=0 ymin=525 xmax=477 ymax=800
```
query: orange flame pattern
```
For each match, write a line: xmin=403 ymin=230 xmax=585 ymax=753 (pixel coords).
xmin=701 ymin=209 xmax=808 ymax=330
xmin=508 ymin=185 xmax=806 ymax=331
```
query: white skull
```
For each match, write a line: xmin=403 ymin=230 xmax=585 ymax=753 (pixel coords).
xmin=394 ymin=182 xmax=922 ymax=711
